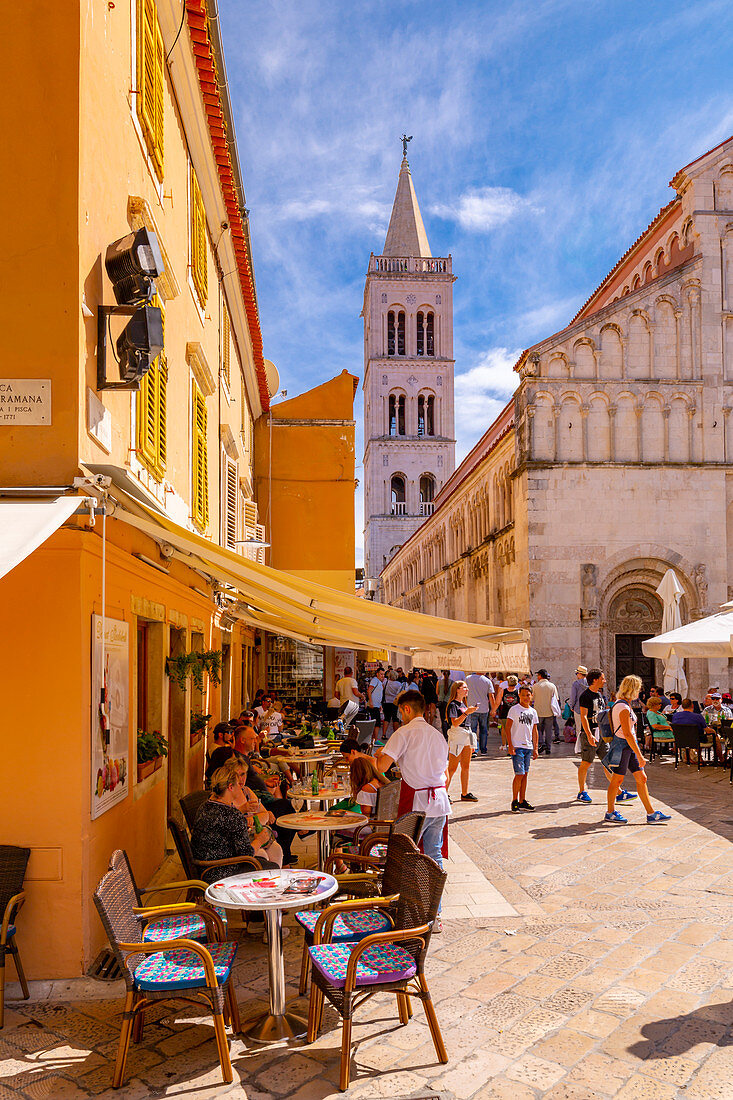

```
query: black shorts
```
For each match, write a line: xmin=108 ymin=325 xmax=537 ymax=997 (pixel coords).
xmin=369 ymin=706 xmax=382 ymax=724
xmin=383 ymin=701 xmax=398 ymax=722
xmin=608 ymin=744 xmax=642 ymax=776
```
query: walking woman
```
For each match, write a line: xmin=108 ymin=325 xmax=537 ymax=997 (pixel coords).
xmin=446 ymin=680 xmax=478 ymax=802
xmin=604 ymin=675 xmax=671 ymax=825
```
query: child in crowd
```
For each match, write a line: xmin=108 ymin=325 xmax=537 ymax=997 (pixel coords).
xmin=505 ymin=685 xmax=539 ymax=812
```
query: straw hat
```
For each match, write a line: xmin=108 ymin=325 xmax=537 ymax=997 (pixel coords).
xmin=576 ymin=665 xmax=588 ymax=676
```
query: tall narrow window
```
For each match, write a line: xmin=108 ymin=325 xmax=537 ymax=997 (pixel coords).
xmin=387 ymin=311 xmax=395 ymax=356
xmin=136 ymin=0 xmax=164 ymax=181
xmin=417 ymin=394 xmax=425 ymax=437
xmin=426 ymin=311 xmax=434 ymax=355
xmin=389 ymin=394 xmax=397 ymax=436
xmin=223 ymin=455 xmax=238 ymax=550
xmin=416 ymin=311 xmax=424 ymax=356
xmin=136 ymin=620 xmax=149 ymax=730
xmin=190 ymin=165 xmax=208 ymax=306
xmin=391 ymin=475 xmax=406 ymax=515
xmin=426 ymin=394 xmax=435 ymax=436
xmin=137 ymin=293 xmax=167 ymax=478
xmin=397 ymin=311 xmax=405 ymax=355
xmin=397 ymin=394 xmax=406 ymax=435
xmin=222 ymin=300 xmax=231 ymax=389
xmin=420 ymin=475 xmax=435 ymax=516
xmin=192 ymin=382 xmax=209 ymax=529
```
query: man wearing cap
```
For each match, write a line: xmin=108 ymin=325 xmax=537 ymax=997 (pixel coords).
xmin=533 ymin=669 xmax=560 ymax=756
xmin=570 ymin=666 xmax=588 ymax=750
xmin=702 ymin=691 xmax=733 ymax=762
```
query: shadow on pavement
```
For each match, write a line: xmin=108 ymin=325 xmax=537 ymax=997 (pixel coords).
xmin=627 ymin=1001 xmax=733 ymax=1060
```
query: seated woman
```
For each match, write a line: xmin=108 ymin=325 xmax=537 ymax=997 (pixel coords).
xmin=644 ymin=695 xmax=674 ymax=751
xmin=331 ymin=757 xmax=390 ymax=872
xmin=191 ymin=761 xmax=278 ymax=883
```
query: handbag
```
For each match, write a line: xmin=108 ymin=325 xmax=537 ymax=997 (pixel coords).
xmin=562 ymin=701 xmax=572 ymax=721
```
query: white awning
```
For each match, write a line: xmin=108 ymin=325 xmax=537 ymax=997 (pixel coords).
xmin=110 ymin=488 xmax=529 ymax=658
xmin=0 ymin=497 xmax=80 ymax=581
xmin=642 ymin=610 xmax=733 ymax=660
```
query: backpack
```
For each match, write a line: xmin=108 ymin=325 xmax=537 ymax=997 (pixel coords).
xmin=597 ymin=700 xmax=624 ymax=742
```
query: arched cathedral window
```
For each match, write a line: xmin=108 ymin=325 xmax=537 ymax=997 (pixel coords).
xmin=416 ymin=311 xmax=435 ymax=356
xmin=420 ymin=474 xmax=435 ymax=516
xmin=389 ymin=393 xmax=405 ymax=436
xmin=388 ymin=310 xmax=406 ymax=356
xmin=391 ymin=475 xmax=406 ymax=515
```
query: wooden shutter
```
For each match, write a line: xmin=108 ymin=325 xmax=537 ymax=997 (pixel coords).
xmin=256 ymin=523 xmax=266 ymax=564
xmin=224 ymin=457 xmax=238 ymax=550
xmin=222 ymin=301 xmax=231 ymax=388
xmin=192 ymin=383 xmax=209 ymax=529
xmin=137 ymin=0 xmax=164 ymax=181
xmin=136 ymin=294 xmax=166 ymax=479
xmin=242 ymin=498 xmax=258 ymax=560
xmin=190 ymin=167 xmax=208 ymax=305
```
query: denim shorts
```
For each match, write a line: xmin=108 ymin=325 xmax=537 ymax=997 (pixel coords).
xmin=511 ymin=747 xmax=533 ymax=775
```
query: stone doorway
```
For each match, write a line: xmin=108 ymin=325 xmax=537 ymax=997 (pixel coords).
xmin=615 ymin=633 xmax=655 ymax=690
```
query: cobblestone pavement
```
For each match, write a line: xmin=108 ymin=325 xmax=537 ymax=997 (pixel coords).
xmin=4 ymin=743 xmax=733 ymax=1099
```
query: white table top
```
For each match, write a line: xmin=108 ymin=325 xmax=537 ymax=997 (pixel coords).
xmin=290 ymin=786 xmax=345 ymax=801
xmin=276 ymin=810 xmax=367 ymax=833
xmin=204 ymin=868 xmax=337 ymax=912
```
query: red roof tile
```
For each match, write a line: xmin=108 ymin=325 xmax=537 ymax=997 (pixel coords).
xmin=185 ymin=0 xmax=270 ymax=410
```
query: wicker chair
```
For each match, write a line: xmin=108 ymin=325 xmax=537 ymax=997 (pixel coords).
xmin=306 ymin=837 xmax=447 ymax=1090
xmin=167 ymin=816 xmax=263 ymax=883
xmin=179 ymin=790 xmax=211 ymax=831
xmin=296 ymin=829 xmax=422 ymax=995
xmin=94 ymin=861 xmax=240 ymax=1088
xmin=108 ymin=850 xmax=222 ymax=947
xmin=0 ymin=845 xmax=30 ymax=1029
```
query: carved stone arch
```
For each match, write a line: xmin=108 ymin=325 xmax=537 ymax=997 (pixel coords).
xmin=599 ymin=323 xmax=624 ymax=380
xmin=597 ymin=554 xmax=698 ymax=689
xmin=572 ymin=336 xmax=597 ymax=379
xmin=587 ymin=388 xmax=611 ymax=406
xmin=643 ymin=260 xmax=654 ymax=284
xmin=547 ymin=350 xmax=569 ymax=377
xmin=717 ymin=164 xmax=733 ymax=209
xmin=627 ymin=310 xmax=652 ymax=379
xmin=531 ymin=391 xmax=555 ymax=461
xmin=557 ymin=392 xmax=583 ymax=462
xmin=654 ymin=247 xmax=666 ymax=276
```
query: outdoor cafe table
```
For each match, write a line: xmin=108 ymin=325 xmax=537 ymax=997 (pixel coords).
xmin=205 ymin=868 xmax=337 ymax=1042
xmin=279 ymin=751 xmax=336 ymax=781
xmin=275 ymin=809 xmax=367 ymax=871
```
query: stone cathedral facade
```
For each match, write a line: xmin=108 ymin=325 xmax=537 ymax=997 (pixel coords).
xmin=382 ymin=136 xmax=733 ymax=697
xmin=362 ymin=156 xmax=456 ymax=585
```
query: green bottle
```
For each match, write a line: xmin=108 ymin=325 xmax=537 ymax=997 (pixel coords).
xmin=253 ymin=815 xmax=263 ymax=835
xmin=311 ymin=770 xmax=319 ymax=796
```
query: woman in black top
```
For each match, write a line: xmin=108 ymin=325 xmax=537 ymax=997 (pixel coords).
xmin=191 ymin=764 xmax=277 ymax=882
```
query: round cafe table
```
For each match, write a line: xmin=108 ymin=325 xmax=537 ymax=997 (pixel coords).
xmin=289 ymin=783 xmax=346 ymax=812
xmin=275 ymin=810 xmax=367 ymax=871
xmin=281 ymin=752 xmax=336 ymax=781
xmin=205 ymin=868 xmax=337 ymax=1043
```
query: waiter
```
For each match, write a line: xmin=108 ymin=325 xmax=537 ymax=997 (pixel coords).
xmin=375 ymin=688 xmax=450 ymax=931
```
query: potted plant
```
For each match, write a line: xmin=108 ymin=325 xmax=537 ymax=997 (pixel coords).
xmin=137 ymin=729 xmax=168 ymax=781
xmin=165 ymin=650 xmax=223 ymax=693
xmin=190 ymin=711 xmax=211 ymax=746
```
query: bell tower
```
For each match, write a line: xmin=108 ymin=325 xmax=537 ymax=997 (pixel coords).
xmin=362 ymin=150 xmax=456 ymax=592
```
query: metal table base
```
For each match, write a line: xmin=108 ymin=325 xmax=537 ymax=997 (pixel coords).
xmin=242 ymin=909 xmax=307 ymax=1042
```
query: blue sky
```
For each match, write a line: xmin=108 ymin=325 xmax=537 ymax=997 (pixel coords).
xmin=218 ymin=0 xmax=733 ymax=564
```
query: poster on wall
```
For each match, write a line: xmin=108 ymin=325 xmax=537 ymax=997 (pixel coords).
xmin=334 ymin=648 xmax=355 ymax=682
xmin=91 ymin=614 xmax=129 ymax=819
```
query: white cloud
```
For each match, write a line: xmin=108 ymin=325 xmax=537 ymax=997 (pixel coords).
xmin=453 ymin=347 xmax=520 ymax=462
xmin=431 ymin=187 xmax=535 ymax=232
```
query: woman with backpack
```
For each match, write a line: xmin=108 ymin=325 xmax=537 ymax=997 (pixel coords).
xmin=604 ymin=675 xmax=671 ymax=826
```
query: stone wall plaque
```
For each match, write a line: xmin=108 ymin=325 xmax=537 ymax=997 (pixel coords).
xmin=0 ymin=379 xmax=51 ymax=425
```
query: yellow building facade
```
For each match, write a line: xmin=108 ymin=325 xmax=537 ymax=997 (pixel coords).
xmin=0 ymin=0 xmax=275 ymax=977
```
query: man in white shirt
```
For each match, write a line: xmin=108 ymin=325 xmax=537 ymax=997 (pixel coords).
xmin=376 ymin=689 xmax=450 ymax=928
xmin=367 ymin=667 xmax=386 ymax=738
xmin=532 ymin=669 xmax=560 ymax=756
xmin=466 ymin=672 xmax=493 ymax=756
xmin=334 ymin=665 xmax=363 ymax=727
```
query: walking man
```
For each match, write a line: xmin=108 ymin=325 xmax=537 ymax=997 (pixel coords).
xmin=334 ymin=665 xmax=363 ymax=727
xmin=506 ymin=685 xmax=539 ymax=812
xmin=376 ymin=689 xmax=451 ymax=931
xmin=577 ymin=669 xmax=637 ymax=805
xmin=532 ymin=669 xmax=559 ymax=755
xmin=466 ymin=671 xmax=493 ymax=755
xmin=570 ymin=665 xmax=588 ymax=749
xmin=367 ymin=666 xmax=386 ymax=739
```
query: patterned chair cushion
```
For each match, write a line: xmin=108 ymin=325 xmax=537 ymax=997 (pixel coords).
xmin=3 ymin=924 xmax=16 ymax=941
xmin=295 ymin=908 xmax=391 ymax=942
xmin=134 ymin=941 xmax=237 ymax=991
xmin=142 ymin=913 xmax=208 ymax=943
xmin=309 ymin=941 xmax=416 ymax=988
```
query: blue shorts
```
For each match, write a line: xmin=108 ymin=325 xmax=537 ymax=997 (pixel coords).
xmin=511 ymin=747 xmax=533 ymax=775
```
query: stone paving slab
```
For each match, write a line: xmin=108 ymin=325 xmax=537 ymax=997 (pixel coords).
xmin=4 ymin=744 xmax=733 ymax=1098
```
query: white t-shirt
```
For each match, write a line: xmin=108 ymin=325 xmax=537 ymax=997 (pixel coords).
xmin=382 ymin=716 xmax=451 ymax=818
xmin=506 ymin=704 xmax=539 ymax=749
xmin=466 ymin=673 xmax=492 ymax=712
xmin=335 ymin=676 xmax=359 ymax=704
xmin=369 ymin=676 xmax=386 ymax=707
xmin=356 ymin=780 xmax=380 ymax=813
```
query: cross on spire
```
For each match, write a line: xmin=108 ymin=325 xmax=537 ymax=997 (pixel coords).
xmin=401 ymin=133 xmax=413 ymax=158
